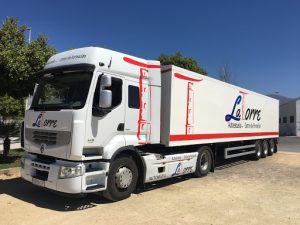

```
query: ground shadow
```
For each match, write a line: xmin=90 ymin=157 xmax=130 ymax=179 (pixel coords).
xmin=0 ymin=156 xmax=20 ymax=164
xmin=135 ymin=174 xmax=193 ymax=194
xmin=214 ymin=155 xmax=252 ymax=170
xmin=0 ymin=156 xmax=253 ymax=211
xmin=0 ymin=177 xmax=111 ymax=212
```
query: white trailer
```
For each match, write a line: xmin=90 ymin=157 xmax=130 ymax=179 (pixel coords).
xmin=21 ymin=47 xmax=279 ymax=201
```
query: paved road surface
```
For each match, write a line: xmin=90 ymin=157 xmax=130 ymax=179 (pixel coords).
xmin=278 ymin=136 xmax=300 ymax=153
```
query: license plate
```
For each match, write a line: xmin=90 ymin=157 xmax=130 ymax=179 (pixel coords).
xmin=32 ymin=177 xmax=45 ymax=187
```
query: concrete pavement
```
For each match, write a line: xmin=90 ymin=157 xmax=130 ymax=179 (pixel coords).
xmin=278 ymin=136 xmax=300 ymax=153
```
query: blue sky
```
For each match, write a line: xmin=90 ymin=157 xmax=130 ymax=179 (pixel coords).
xmin=1 ymin=0 xmax=299 ymax=98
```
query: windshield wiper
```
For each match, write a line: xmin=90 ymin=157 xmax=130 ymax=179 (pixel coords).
xmin=31 ymin=103 xmax=77 ymax=111
xmin=59 ymin=103 xmax=74 ymax=109
xmin=31 ymin=105 xmax=46 ymax=111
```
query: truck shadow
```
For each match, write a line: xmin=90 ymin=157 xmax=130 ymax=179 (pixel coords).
xmin=214 ymin=155 xmax=251 ymax=170
xmin=0 ymin=156 xmax=252 ymax=211
xmin=0 ymin=177 xmax=111 ymax=212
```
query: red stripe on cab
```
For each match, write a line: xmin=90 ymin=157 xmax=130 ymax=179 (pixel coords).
xmin=123 ymin=57 xmax=160 ymax=68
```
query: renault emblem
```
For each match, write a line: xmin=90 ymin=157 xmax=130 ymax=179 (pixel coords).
xmin=40 ymin=143 xmax=46 ymax=154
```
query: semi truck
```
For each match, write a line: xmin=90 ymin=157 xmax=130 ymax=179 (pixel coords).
xmin=21 ymin=47 xmax=279 ymax=201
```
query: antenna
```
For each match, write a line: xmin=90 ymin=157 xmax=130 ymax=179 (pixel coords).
xmin=108 ymin=57 xmax=112 ymax=69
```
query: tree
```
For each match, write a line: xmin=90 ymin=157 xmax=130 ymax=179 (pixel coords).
xmin=0 ymin=17 xmax=56 ymax=157
xmin=158 ymin=52 xmax=207 ymax=75
xmin=0 ymin=94 xmax=23 ymax=158
xmin=0 ymin=94 xmax=23 ymax=123
xmin=0 ymin=17 xmax=56 ymax=98
xmin=219 ymin=64 xmax=232 ymax=83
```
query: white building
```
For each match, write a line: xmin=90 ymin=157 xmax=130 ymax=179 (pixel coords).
xmin=279 ymin=99 xmax=300 ymax=136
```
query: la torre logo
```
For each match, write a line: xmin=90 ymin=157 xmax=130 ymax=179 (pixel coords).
xmin=225 ymin=91 xmax=262 ymax=129
xmin=32 ymin=112 xmax=58 ymax=128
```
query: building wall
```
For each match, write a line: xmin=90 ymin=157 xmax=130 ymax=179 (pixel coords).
xmin=279 ymin=100 xmax=297 ymax=136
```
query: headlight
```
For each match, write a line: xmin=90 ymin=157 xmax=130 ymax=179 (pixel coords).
xmin=59 ymin=165 xmax=84 ymax=179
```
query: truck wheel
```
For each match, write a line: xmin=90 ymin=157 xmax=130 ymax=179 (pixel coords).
xmin=269 ymin=139 xmax=276 ymax=155
xmin=103 ymin=156 xmax=138 ymax=202
xmin=261 ymin=140 xmax=269 ymax=158
xmin=195 ymin=146 xmax=212 ymax=177
xmin=253 ymin=141 xmax=262 ymax=160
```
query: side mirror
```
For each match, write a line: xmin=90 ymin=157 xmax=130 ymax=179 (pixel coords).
xmin=101 ymin=75 xmax=112 ymax=87
xmin=99 ymin=75 xmax=112 ymax=108
xmin=99 ymin=90 xmax=112 ymax=108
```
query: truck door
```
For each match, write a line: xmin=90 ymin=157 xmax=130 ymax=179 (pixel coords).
xmin=89 ymin=73 xmax=125 ymax=149
xmin=124 ymin=77 xmax=151 ymax=145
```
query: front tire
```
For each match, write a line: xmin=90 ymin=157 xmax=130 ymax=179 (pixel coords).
xmin=103 ymin=156 xmax=138 ymax=202
xmin=194 ymin=146 xmax=212 ymax=177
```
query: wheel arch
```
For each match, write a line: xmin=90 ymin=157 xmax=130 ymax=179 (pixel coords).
xmin=197 ymin=144 xmax=215 ymax=172
xmin=110 ymin=146 xmax=146 ymax=186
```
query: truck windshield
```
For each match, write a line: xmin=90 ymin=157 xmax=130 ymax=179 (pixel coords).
xmin=31 ymin=72 xmax=93 ymax=110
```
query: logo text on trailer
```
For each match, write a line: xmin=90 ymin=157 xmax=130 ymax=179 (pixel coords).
xmin=225 ymin=91 xmax=262 ymax=129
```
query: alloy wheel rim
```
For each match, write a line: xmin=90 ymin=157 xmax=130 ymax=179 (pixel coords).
xmin=115 ymin=166 xmax=133 ymax=189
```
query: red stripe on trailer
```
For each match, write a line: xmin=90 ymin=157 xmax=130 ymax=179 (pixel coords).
xmin=170 ymin=132 xmax=279 ymax=141
xmin=174 ymin=73 xmax=203 ymax=82
xmin=185 ymin=82 xmax=193 ymax=134
xmin=123 ymin=57 xmax=160 ymax=68
xmin=161 ymin=68 xmax=172 ymax=73
xmin=239 ymin=91 xmax=249 ymax=94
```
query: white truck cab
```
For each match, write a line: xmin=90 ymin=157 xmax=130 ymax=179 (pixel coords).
xmin=21 ymin=47 xmax=279 ymax=201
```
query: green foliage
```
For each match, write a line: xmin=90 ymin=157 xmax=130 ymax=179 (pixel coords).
xmin=0 ymin=148 xmax=24 ymax=169
xmin=158 ymin=52 xmax=207 ymax=75
xmin=0 ymin=94 xmax=23 ymax=122
xmin=0 ymin=95 xmax=23 ymax=139
xmin=0 ymin=17 xmax=56 ymax=98
xmin=0 ymin=122 xmax=20 ymax=138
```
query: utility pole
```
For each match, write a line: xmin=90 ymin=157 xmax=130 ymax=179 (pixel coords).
xmin=25 ymin=27 xmax=31 ymax=44
xmin=28 ymin=27 xmax=31 ymax=44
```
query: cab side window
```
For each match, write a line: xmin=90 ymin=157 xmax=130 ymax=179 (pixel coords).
xmin=128 ymin=85 xmax=140 ymax=109
xmin=93 ymin=75 xmax=123 ymax=110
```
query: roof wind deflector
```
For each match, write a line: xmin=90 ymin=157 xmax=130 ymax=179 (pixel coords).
xmin=35 ymin=63 xmax=95 ymax=78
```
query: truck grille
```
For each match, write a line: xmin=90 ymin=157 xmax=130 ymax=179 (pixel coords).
xmin=35 ymin=154 xmax=56 ymax=164
xmin=35 ymin=170 xmax=49 ymax=181
xmin=25 ymin=128 xmax=71 ymax=146
xmin=33 ymin=131 xmax=57 ymax=145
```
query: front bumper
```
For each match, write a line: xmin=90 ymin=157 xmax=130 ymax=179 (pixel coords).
xmin=21 ymin=153 xmax=109 ymax=194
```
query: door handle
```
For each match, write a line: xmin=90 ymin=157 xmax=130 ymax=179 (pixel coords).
xmin=117 ymin=123 xmax=124 ymax=131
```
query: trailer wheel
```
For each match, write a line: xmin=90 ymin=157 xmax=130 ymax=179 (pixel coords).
xmin=269 ymin=139 xmax=276 ymax=155
xmin=253 ymin=141 xmax=262 ymax=160
xmin=103 ymin=156 xmax=138 ymax=202
xmin=195 ymin=146 xmax=212 ymax=177
xmin=261 ymin=140 xmax=269 ymax=158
